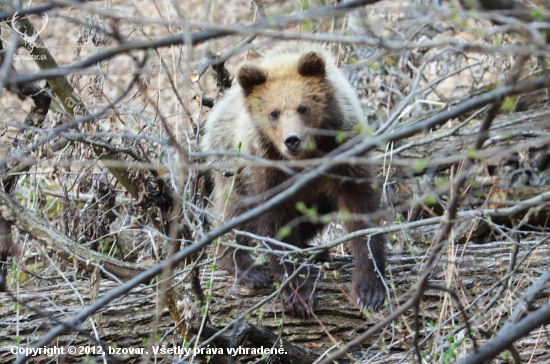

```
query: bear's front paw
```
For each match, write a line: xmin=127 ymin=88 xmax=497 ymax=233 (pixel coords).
xmin=281 ymin=280 xmax=317 ymax=318
xmin=219 ymin=255 xmax=273 ymax=289
xmin=241 ymin=266 xmax=273 ymax=289
xmin=314 ymin=249 xmax=331 ymax=263
xmin=352 ymin=272 xmax=386 ymax=311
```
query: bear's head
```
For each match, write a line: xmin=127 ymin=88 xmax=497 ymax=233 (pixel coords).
xmin=237 ymin=51 xmax=334 ymax=159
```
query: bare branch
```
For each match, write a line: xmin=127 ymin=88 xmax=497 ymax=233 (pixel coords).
xmin=0 ymin=190 xmax=147 ymax=279
xmin=456 ymin=269 xmax=550 ymax=364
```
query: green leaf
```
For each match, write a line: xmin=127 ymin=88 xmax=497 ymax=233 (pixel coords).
xmin=531 ymin=8 xmax=545 ymax=21
xmin=395 ymin=213 xmax=404 ymax=223
xmin=302 ymin=20 xmax=312 ymax=31
xmin=424 ymin=195 xmax=438 ymax=206
xmin=501 ymin=97 xmax=516 ymax=112
xmin=144 ymin=49 xmax=154 ymax=59
xmin=336 ymin=130 xmax=347 ymax=144
xmin=278 ymin=227 xmax=291 ymax=238
xmin=414 ymin=159 xmax=429 ymax=174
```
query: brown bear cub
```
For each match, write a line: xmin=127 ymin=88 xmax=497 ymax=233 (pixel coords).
xmin=201 ymin=42 xmax=385 ymax=318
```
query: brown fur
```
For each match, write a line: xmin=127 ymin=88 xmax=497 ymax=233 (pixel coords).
xmin=0 ymin=218 xmax=12 ymax=292
xmin=201 ymin=43 xmax=386 ymax=317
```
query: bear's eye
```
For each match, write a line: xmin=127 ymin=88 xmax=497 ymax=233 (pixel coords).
xmin=297 ymin=105 xmax=309 ymax=115
xmin=269 ymin=110 xmax=280 ymax=120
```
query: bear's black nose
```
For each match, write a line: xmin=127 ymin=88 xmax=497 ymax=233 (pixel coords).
xmin=284 ymin=134 xmax=302 ymax=152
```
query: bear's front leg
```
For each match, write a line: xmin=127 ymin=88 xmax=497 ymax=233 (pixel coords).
xmin=274 ymin=260 xmax=318 ymax=318
xmin=269 ymin=220 xmax=318 ymax=319
xmin=337 ymin=182 xmax=387 ymax=311
xmin=349 ymin=229 xmax=386 ymax=310
xmin=215 ymin=188 xmax=273 ymax=289
xmin=219 ymin=247 xmax=273 ymax=289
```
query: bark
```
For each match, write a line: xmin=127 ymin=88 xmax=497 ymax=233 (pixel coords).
xmin=394 ymin=108 xmax=550 ymax=166
xmin=0 ymin=190 xmax=147 ymax=279
xmin=1 ymin=238 xmax=548 ymax=363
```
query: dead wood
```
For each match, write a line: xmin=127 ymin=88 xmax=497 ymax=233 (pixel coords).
xmin=393 ymin=107 xmax=550 ymax=169
xmin=1 ymin=237 xmax=548 ymax=363
xmin=0 ymin=190 xmax=147 ymax=280
xmin=0 ymin=49 xmax=51 ymax=292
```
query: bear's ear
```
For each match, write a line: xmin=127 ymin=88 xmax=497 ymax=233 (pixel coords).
xmin=237 ymin=64 xmax=267 ymax=96
xmin=297 ymin=51 xmax=326 ymax=78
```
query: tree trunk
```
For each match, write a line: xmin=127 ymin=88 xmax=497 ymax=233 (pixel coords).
xmin=1 ymin=237 xmax=548 ymax=363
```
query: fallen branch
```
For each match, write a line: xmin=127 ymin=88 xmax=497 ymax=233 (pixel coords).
xmin=0 ymin=190 xmax=146 ymax=280
xmin=2 ymin=239 xmax=548 ymax=363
